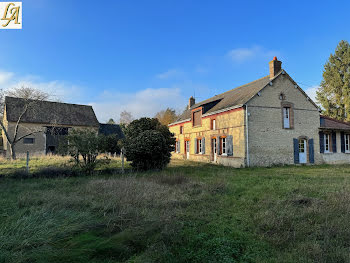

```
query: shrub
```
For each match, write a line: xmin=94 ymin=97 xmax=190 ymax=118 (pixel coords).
xmin=99 ymin=134 xmax=121 ymax=156
xmin=59 ymin=129 xmax=108 ymax=175
xmin=123 ymin=118 xmax=175 ymax=170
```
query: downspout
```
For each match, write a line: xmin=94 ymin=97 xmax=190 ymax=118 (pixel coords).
xmin=245 ymin=104 xmax=250 ymax=167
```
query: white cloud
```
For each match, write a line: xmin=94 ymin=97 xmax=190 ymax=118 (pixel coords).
xmin=90 ymin=87 xmax=185 ymax=123
xmin=305 ymin=85 xmax=320 ymax=104
xmin=0 ymin=70 xmax=82 ymax=102
xmin=0 ymin=71 xmax=14 ymax=85
xmin=156 ymin=69 xmax=182 ymax=79
xmin=227 ymin=45 xmax=279 ymax=63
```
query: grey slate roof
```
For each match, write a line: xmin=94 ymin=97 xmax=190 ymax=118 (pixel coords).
xmin=175 ymin=75 xmax=271 ymax=122
xmin=5 ymin=96 xmax=99 ymax=127
xmin=99 ymin=123 xmax=125 ymax=138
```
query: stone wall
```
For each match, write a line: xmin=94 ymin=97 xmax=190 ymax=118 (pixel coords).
xmin=247 ymin=74 xmax=322 ymax=166
xmin=3 ymin=122 xmax=98 ymax=158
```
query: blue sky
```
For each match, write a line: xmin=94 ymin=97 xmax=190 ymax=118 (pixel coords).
xmin=0 ymin=0 xmax=349 ymax=122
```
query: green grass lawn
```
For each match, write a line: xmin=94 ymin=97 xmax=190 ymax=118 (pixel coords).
xmin=1 ymin=158 xmax=350 ymax=262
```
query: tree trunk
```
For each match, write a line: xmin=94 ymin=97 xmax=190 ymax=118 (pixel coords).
xmin=9 ymin=143 xmax=16 ymax=160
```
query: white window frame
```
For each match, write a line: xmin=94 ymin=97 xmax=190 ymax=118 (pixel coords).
xmin=175 ymin=141 xmax=180 ymax=153
xmin=324 ymin=134 xmax=330 ymax=153
xmin=212 ymin=119 xmax=216 ymax=130
xmin=346 ymin=134 xmax=350 ymax=153
xmin=221 ymin=137 xmax=227 ymax=156
xmin=283 ymin=107 xmax=290 ymax=129
xmin=198 ymin=138 xmax=202 ymax=154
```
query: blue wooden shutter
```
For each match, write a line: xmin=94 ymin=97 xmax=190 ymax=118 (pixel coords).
xmin=341 ymin=131 xmax=345 ymax=153
xmin=319 ymin=131 xmax=324 ymax=153
xmin=309 ymin=139 xmax=314 ymax=163
xmin=194 ymin=138 xmax=198 ymax=154
xmin=332 ymin=131 xmax=337 ymax=153
xmin=293 ymin=138 xmax=299 ymax=164
xmin=217 ymin=138 xmax=220 ymax=155
xmin=227 ymin=135 xmax=233 ymax=156
xmin=202 ymin=138 xmax=205 ymax=154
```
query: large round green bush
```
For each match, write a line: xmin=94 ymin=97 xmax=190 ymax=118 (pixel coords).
xmin=123 ymin=118 xmax=175 ymax=170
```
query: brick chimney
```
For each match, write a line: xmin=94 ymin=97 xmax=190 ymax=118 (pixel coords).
xmin=188 ymin=96 xmax=195 ymax=109
xmin=269 ymin=56 xmax=282 ymax=79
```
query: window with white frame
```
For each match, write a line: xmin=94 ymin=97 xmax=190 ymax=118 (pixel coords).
xmin=324 ymin=133 xmax=330 ymax=153
xmin=283 ymin=107 xmax=290 ymax=128
xmin=175 ymin=141 xmax=180 ymax=153
xmin=346 ymin=134 xmax=350 ymax=153
xmin=221 ymin=137 xmax=227 ymax=155
xmin=198 ymin=139 xmax=202 ymax=153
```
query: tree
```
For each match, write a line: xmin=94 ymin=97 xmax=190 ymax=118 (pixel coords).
xmin=316 ymin=40 xmax=350 ymax=121
xmin=107 ymin=118 xmax=116 ymax=124
xmin=0 ymin=87 xmax=52 ymax=160
xmin=123 ymin=118 xmax=175 ymax=170
xmin=155 ymin=108 xmax=178 ymax=126
xmin=119 ymin=110 xmax=133 ymax=126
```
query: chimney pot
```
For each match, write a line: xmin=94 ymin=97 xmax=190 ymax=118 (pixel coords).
xmin=269 ymin=57 xmax=282 ymax=79
xmin=188 ymin=96 xmax=195 ymax=109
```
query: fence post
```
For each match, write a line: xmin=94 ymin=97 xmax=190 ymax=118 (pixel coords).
xmin=26 ymin=151 xmax=29 ymax=174
xmin=121 ymin=147 xmax=125 ymax=174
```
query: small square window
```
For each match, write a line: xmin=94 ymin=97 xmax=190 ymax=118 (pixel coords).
xmin=23 ymin=138 xmax=35 ymax=144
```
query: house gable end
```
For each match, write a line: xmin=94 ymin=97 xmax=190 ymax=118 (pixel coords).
xmin=246 ymin=71 xmax=319 ymax=111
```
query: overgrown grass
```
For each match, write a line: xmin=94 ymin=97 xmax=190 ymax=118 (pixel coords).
xmin=0 ymin=155 xmax=130 ymax=177
xmin=2 ymin=159 xmax=350 ymax=262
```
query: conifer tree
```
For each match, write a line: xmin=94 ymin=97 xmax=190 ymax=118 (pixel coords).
xmin=316 ymin=40 xmax=350 ymax=121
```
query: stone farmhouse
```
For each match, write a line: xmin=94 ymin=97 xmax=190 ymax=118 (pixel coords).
xmin=2 ymin=97 xmax=121 ymax=157
xmin=169 ymin=57 xmax=350 ymax=167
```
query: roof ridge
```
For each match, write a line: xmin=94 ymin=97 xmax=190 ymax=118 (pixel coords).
xmin=5 ymin=96 xmax=92 ymax=108
xmin=190 ymin=75 xmax=270 ymax=108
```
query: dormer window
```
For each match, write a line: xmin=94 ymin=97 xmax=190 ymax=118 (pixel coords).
xmin=192 ymin=108 xmax=202 ymax=127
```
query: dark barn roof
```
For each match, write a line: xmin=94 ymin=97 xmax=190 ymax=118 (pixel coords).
xmin=99 ymin=123 xmax=125 ymax=138
xmin=175 ymin=76 xmax=271 ymax=122
xmin=5 ymin=96 xmax=99 ymax=127
xmin=320 ymin=115 xmax=350 ymax=130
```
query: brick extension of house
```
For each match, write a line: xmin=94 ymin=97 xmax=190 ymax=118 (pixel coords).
xmin=169 ymin=57 xmax=350 ymax=167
